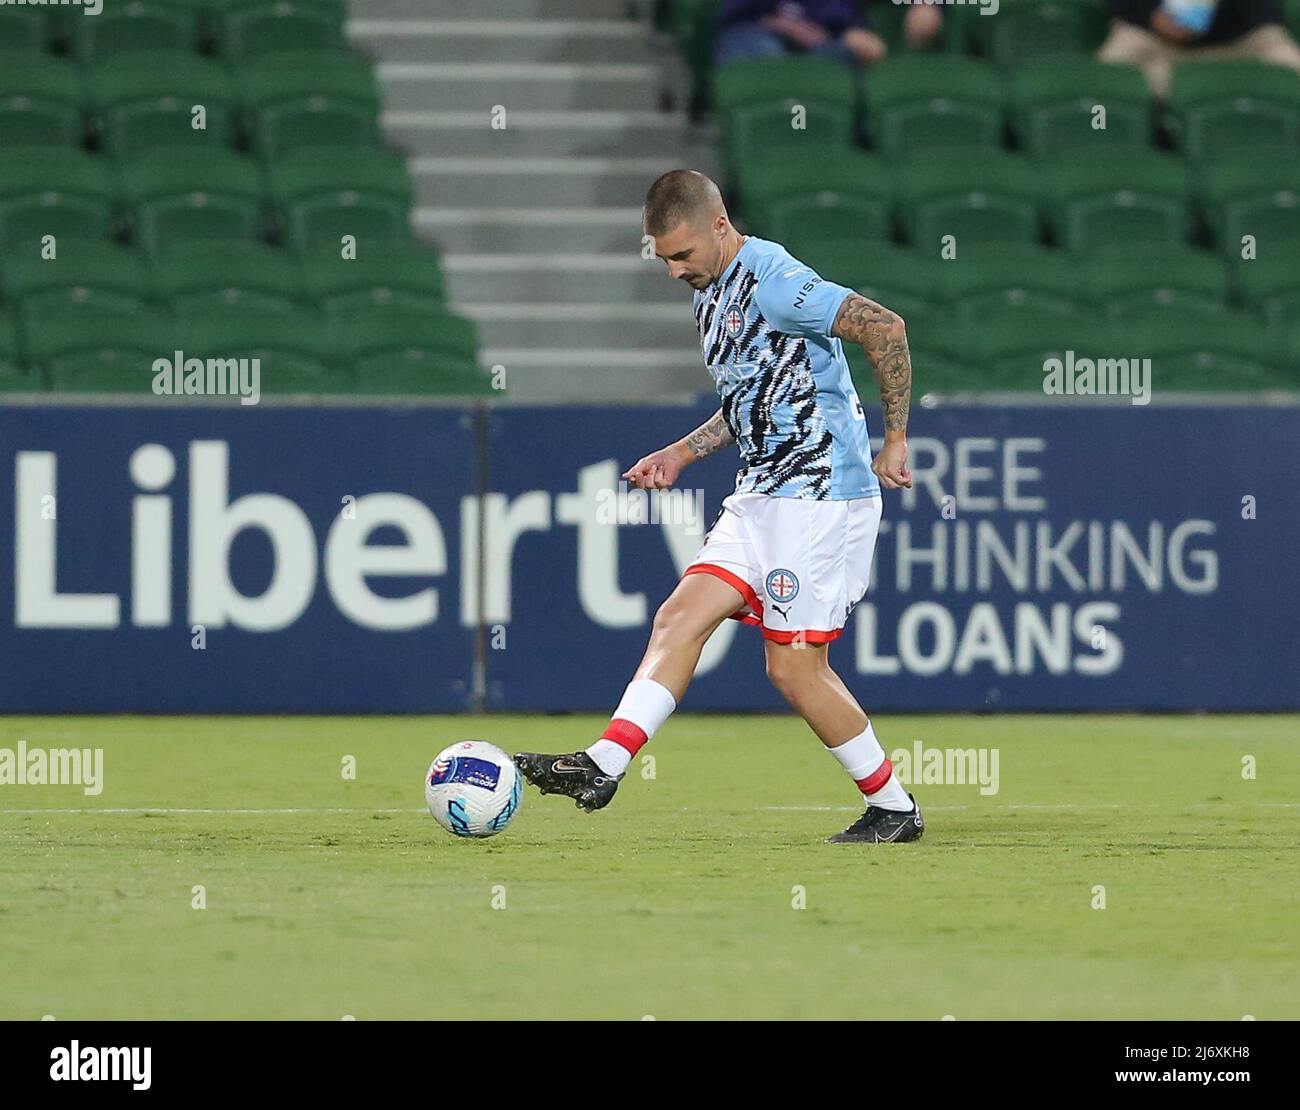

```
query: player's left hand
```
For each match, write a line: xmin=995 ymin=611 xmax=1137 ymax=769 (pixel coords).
xmin=872 ymin=439 xmax=912 ymax=490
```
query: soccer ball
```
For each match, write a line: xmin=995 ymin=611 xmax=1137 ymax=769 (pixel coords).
xmin=425 ymin=740 xmax=522 ymax=838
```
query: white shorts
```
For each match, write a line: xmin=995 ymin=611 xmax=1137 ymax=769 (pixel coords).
xmin=683 ymin=491 xmax=883 ymax=644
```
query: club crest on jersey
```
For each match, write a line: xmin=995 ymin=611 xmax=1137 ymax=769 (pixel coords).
xmin=722 ymin=301 xmax=745 ymax=338
xmin=766 ymin=568 xmax=799 ymax=603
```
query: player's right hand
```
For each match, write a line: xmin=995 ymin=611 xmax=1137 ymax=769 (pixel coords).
xmin=623 ymin=443 xmax=691 ymax=491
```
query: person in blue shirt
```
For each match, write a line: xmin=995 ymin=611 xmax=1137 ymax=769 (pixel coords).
xmin=713 ymin=0 xmax=889 ymax=66
xmin=1099 ymin=0 xmax=1300 ymax=95
xmin=515 ymin=170 xmax=925 ymax=846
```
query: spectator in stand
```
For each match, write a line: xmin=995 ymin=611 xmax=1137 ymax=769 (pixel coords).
xmin=890 ymin=0 xmax=946 ymax=50
xmin=1098 ymin=0 xmax=1300 ymax=96
xmin=713 ymin=0 xmax=889 ymax=66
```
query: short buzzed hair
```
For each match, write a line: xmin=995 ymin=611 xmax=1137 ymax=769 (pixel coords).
xmin=643 ymin=170 xmax=725 ymax=237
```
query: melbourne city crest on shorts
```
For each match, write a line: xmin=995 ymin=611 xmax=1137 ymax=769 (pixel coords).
xmin=765 ymin=568 xmax=799 ymax=603
xmin=722 ymin=301 xmax=745 ymax=338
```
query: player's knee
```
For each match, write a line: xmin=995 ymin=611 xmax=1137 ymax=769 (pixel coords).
xmin=764 ymin=644 xmax=811 ymax=695
xmin=651 ymin=596 xmax=708 ymax=646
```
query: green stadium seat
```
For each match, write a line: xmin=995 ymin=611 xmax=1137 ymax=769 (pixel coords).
xmin=1042 ymin=151 xmax=1190 ymax=252
xmin=779 ymin=241 xmax=886 ymax=291
xmin=671 ymin=0 xmax=718 ymax=115
xmin=936 ymin=306 xmax=1093 ymax=387
xmin=846 ymin=341 xmax=983 ymax=396
xmin=1180 ymin=101 xmax=1300 ymax=161
xmin=250 ymin=97 xmax=382 ymax=158
xmin=131 ymin=193 xmax=263 ymax=253
xmin=331 ymin=304 xmax=480 ymax=366
xmin=0 ymin=310 xmax=39 ymax=392
xmin=897 ymin=151 xmax=1042 ymax=248
xmin=24 ymin=306 xmax=178 ymax=391
xmin=1081 ymin=244 xmax=1230 ymax=315
xmin=1151 ymin=350 xmax=1289 ymax=390
xmin=152 ymin=239 xmax=304 ymax=312
xmin=1197 ymin=154 xmax=1300 ymax=211
xmin=215 ymin=2 xmax=348 ymax=60
xmin=282 ymin=193 xmax=411 ymax=250
xmin=724 ymin=101 xmax=856 ymax=175
xmin=908 ymin=349 xmax=987 ymax=393
xmin=74 ymin=1 xmax=196 ymax=60
xmin=848 ymin=244 xmax=950 ymax=303
xmin=1222 ymin=192 xmax=1300 ymax=260
xmin=1107 ymin=307 xmax=1275 ymax=377
xmin=935 ymin=242 xmax=1082 ymax=304
xmin=1196 ymin=153 xmax=1300 ymax=249
xmin=1 ymin=239 xmax=151 ymax=312
xmin=1235 ymin=254 xmax=1300 ymax=331
xmin=0 ymin=101 xmax=83 ymax=148
xmin=118 ymin=148 xmax=264 ymax=208
xmin=1010 ymin=55 xmax=1150 ymax=156
xmin=86 ymin=50 xmax=232 ymax=115
xmin=737 ymin=150 xmax=890 ymax=216
xmin=100 ymin=103 xmax=236 ymax=160
xmin=760 ymin=194 xmax=893 ymax=257
xmin=968 ymin=0 xmax=1108 ymax=67
xmin=955 ymin=288 xmax=1081 ymax=329
xmin=845 ymin=287 xmax=941 ymax=328
xmin=866 ymin=56 xmax=1005 ymax=159
xmin=299 ymin=241 xmax=446 ymax=310
xmin=1281 ymin=320 xmax=1300 ymax=380
xmin=168 ymin=0 xmax=347 ymax=24
xmin=235 ymin=50 xmax=380 ymax=114
xmin=0 ymin=6 xmax=49 ymax=51
xmin=180 ymin=305 xmax=351 ymax=391
xmin=0 ymin=149 xmax=114 ymax=206
xmin=0 ymin=56 xmax=82 ymax=106
xmin=0 ymin=195 xmax=113 ymax=247
xmin=351 ymin=351 xmax=492 ymax=396
xmin=713 ymin=56 xmax=859 ymax=116
xmin=267 ymin=146 xmax=412 ymax=207
xmin=1168 ymin=62 xmax=1300 ymax=160
xmin=0 ymin=58 xmax=84 ymax=146
xmin=1168 ymin=60 xmax=1300 ymax=112
xmin=186 ymin=0 xmax=346 ymax=21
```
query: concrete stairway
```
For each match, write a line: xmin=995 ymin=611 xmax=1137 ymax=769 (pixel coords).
xmin=347 ymin=0 xmax=721 ymax=402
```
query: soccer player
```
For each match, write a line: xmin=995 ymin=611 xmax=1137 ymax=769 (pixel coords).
xmin=516 ymin=170 xmax=923 ymax=844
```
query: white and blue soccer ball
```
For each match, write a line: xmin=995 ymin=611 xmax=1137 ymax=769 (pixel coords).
xmin=425 ymin=740 xmax=522 ymax=838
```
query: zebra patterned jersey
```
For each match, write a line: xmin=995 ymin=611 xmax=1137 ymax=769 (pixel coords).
xmin=692 ymin=236 xmax=880 ymax=501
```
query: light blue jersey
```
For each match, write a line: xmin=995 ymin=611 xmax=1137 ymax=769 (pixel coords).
xmin=692 ymin=236 xmax=880 ymax=501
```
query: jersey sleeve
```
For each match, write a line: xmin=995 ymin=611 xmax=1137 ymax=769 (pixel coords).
xmin=755 ymin=261 xmax=855 ymax=341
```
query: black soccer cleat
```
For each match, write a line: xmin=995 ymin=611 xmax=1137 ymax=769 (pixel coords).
xmin=513 ymin=751 xmax=621 ymax=812
xmin=826 ymin=794 xmax=924 ymax=844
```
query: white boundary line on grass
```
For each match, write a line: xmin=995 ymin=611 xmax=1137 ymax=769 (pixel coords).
xmin=2 ymin=803 xmax=1298 ymax=815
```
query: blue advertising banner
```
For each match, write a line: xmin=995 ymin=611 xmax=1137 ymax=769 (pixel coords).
xmin=0 ymin=406 xmax=476 ymax=712
xmin=2 ymin=401 xmax=1296 ymax=713
xmin=485 ymin=402 xmax=1300 ymax=712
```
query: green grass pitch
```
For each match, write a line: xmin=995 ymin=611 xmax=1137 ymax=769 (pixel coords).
xmin=1 ymin=714 xmax=1296 ymax=1020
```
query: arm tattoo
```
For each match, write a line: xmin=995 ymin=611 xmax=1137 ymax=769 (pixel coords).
xmin=831 ymin=292 xmax=912 ymax=435
xmin=683 ymin=407 xmax=734 ymax=460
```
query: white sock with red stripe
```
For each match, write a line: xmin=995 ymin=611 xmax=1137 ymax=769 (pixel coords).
xmin=586 ymin=678 xmax=677 ymax=777
xmin=826 ymin=721 xmax=913 ymax=811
